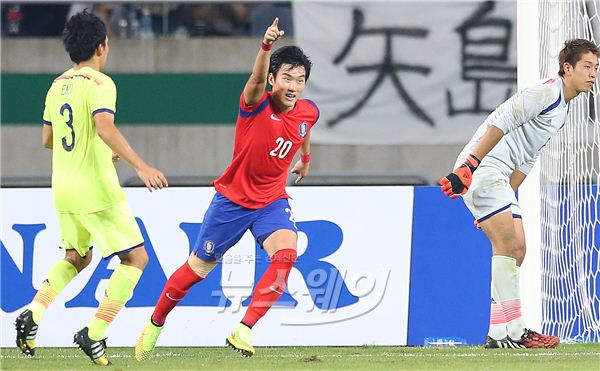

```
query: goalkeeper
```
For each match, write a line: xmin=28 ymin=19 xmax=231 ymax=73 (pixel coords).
xmin=440 ymin=39 xmax=598 ymax=349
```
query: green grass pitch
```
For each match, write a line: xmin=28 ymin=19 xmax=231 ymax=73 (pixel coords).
xmin=1 ymin=344 xmax=599 ymax=370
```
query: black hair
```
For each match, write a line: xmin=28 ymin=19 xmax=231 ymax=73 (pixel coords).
xmin=62 ymin=10 xmax=107 ymax=64
xmin=558 ymin=39 xmax=599 ymax=76
xmin=269 ymin=46 xmax=312 ymax=80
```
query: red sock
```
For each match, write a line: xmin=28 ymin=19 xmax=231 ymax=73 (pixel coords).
xmin=242 ymin=249 xmax=297 ymax=328
xmin=151 ymin=261 xmax=203 ymax=326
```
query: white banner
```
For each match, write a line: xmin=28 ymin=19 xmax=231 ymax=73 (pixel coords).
xmin=293 ymin=1 xmax=517 ymax=144
xmin=1 ymin=187 xmax=413 ymax=346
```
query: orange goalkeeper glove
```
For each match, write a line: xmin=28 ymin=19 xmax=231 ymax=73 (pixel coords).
xmin=439 ymin=154 xmax=481 ymax=199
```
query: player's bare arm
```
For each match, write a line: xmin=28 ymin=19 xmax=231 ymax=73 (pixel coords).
xmin=291 ymin=131 xmax=311 ymax=184
xmin=94 ymin=112 xmax=168 ymax=191
xmin=42 ymin=125 xmax=53 ymax=149
xmin=243 ymin=17 xmax=284 ymax=105
xmin=470 ymin=125 xmax=505 ymax=161
xmin=510 ymin=171 xmax=527 ymax=192
xmin=440 ymin=125 xmax=505 ymax=198
xmin=440 ymin=79 xmax=567 ymax=199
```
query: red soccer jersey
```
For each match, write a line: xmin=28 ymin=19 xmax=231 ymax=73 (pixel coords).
xmin=214 ymin=91 xmax=319 ymax=209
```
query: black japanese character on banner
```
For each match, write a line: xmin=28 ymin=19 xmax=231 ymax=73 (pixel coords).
xmin=447 ymin=1 xmax=516 ymax=116
xmin=330 ymin=8 xmax=433 ymax=128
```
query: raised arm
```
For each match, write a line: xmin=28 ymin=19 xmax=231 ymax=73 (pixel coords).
xmin=243 ymin=17 xmax=284 ymax=105
xmin=94 ymin=112 xmax=168 ymax=191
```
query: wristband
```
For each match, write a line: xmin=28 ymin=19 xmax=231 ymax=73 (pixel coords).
xmin=465 ymin=154 xmax=481 ymax=172
xmin=301 ymin=153 xmax=311 ymax=164
xmin=261 ymin=42 xmax=272 ymax=51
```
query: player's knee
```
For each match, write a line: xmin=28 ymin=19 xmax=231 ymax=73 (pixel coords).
xmin=119 ymin=246 xmax=149 ymax=270
xmin=138 ymin=250 xmax=149 ymax=269
xmin=187 ymin=254 xmax=217 ymax=278
xmin=64 ymin=250 xmax=91 ymax=272
xmin=493 ymin=237 xmax=520 ymax=258
xmin=263 ymin=229 xmax=298 ymax=254
xmin=514 ymin=241 xmax=526 ymax=266
xmin=134 ymin=248 xmax=149 ymax=269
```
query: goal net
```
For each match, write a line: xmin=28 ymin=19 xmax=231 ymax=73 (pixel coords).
xmin=538 ymin=0 xmax=600 ymax=342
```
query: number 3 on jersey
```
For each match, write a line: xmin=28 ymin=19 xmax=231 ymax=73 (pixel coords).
xmin=60 ymin=103 xmax=75 ymax=152
xmin=269 ymin=137 xmax=292 ymax=159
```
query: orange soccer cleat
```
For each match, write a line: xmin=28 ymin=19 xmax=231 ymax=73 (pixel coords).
xmin=519 ymin=329 xmax=560 ymax=349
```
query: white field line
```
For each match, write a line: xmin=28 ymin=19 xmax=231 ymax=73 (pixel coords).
xmin=0 ymin=351 xmax=599 ymax=360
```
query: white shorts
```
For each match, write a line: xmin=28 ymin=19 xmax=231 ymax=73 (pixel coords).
xmin=462 ymin=166 xmax=522 ymax=222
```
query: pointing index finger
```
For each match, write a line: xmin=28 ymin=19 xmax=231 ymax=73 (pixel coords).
xmin=272 ymin=17 xmax=279 ymax=28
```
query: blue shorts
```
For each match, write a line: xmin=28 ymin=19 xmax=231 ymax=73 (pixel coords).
xmin=192 ymin=193 xmax=298 ymax=262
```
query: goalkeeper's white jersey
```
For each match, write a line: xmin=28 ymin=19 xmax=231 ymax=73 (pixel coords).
xmin=455 ymin=77 xmax=568 ymax=177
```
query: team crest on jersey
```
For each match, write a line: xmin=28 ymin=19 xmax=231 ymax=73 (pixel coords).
xmin=203 ymin=240 xmax=215 ymax=255
xmin=299 ymin=121 xmax=308 ymax=138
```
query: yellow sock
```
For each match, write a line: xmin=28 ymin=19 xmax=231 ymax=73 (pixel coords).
xmin=88 ymin=264 xmax=142 ymax=340
xmin=28 ymin=260 xmax=78 ymax=324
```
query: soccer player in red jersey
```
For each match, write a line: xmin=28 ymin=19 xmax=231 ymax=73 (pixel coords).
xmin=135 ymin=18 xmax=319 ymax=360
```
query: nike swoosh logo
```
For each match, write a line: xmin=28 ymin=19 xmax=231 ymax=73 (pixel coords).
xmin=270 ymin=114 xmax=281 ymax=121
xmin=269 ymin=285 xmax=283 ymax=295
xmin=166 ymin=292 xmax=182 ymax=301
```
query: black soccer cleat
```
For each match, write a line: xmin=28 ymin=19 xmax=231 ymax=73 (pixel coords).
xmin=73 ymin=327 xmax=112 ymax=366
xmin=484 ymin=335 xmax=526 ymax=349
xmin=15 ymin=309 xmax=38 ymax=356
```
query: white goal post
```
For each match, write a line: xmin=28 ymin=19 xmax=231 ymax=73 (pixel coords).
xmin=518 ymin=0 xmax=600 ymax=342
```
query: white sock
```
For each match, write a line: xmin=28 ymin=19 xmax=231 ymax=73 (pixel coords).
xmin=488 ymin=258 xmax=508 ymax=340
xmin=492 ymin=255 xmax=526 ymax=340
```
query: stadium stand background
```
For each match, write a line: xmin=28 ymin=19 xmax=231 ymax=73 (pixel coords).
xmin=2 ymin=2 xmax=467 ymax=187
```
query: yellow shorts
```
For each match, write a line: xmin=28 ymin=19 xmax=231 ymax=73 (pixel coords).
xmin=57 ymin=201 xmax=144 ymax=258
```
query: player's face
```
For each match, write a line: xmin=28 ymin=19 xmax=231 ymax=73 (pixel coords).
xmin=269 ymin=64 xmax=307 ymax=112
xmin=570 ymin=51 xmax=598 ymax=93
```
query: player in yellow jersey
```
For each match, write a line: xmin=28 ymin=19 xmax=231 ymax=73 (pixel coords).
xmin=14 ymin=10 xmax=168 ymax=366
